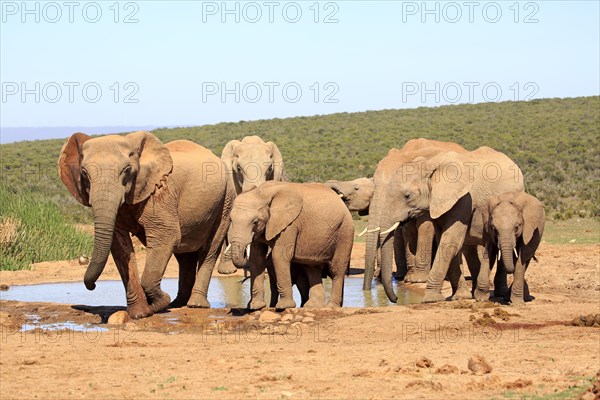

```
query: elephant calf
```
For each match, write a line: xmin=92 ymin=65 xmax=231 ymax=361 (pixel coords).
xmin=228 ymin=181 xmax=354 ymax=309
xmin=480 ymin=191 xmax=545 ymax=305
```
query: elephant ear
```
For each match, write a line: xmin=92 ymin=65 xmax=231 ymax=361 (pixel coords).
xmin=126 ymin=131 xmax=173 ymax=204
xmin=517 ymin=192 xmax=545 ymax=245
xmin=221 ymin=139 xmax=241 ymax=173
xmin=426 ymin=151 xmax=473 ymax=219
xmin=267 ymin=141 xmax=286 ymax=182
xmin=57 ymin=132 xmax=92 ymax=206
xmin=265 ymin=188 xmax=303 ymax=241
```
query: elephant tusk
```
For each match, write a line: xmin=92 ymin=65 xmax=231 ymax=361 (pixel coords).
xmin=357 ymin=226 xmax=369 ymax=237
xmin=338 ymin=193 xmax=345 ymax=198
xmin=224 ymin=243 xmax=231 ymax=253
xmin=367 ymin=227 xmax=381 ymax=233
xmin=380 ymin=222 xmax=400 ymax=235
xmin=266 ymin=246 xmax=272 ymax=259
xmin=245 ymin=244 xmax=251 ymax=260
xmin=497 ymin=252 xmax=501 ymax=261
xmin=514 ymin=248 xmax=518 ymax=258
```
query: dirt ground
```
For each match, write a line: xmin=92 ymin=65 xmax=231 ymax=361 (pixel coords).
xmin=1 ymin=242 xmax=599 ymax=399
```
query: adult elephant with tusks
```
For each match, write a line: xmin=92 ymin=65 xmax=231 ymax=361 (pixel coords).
xmin=58 ymin=131 xmax=235 ymax=318
xmin=364 ymin=138 xmax=469 ymax=293
xmin=368 ymin=145 xmax=524 ymax=303
xmin=216 ymin=135 xmax=287 ymax=274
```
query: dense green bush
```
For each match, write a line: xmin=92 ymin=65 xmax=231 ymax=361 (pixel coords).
xmin=0 ymin=184 xmax=93 ymax=270
xmin=1 ymin=96 xmax=598 ymax=221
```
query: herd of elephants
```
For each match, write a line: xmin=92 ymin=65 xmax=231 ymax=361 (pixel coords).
xmin=57 ymin=132 xmax=545 ymax=319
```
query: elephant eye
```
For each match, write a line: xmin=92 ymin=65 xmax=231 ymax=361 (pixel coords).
xmin=237 ymin=165 xmax=243 ymax=173
xmin=403 ymin=192 xmax=411 ymax=200
xmin=252 ymin=218 xmax=259 ymax=226
xmin=123 ymin=165 xmax=132 ymax=176
xmin=80 ymin=168 xmax=88 ymax=179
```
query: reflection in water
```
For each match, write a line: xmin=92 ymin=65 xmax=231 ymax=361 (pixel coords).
xmin=0 ymin=277 xmax=423 ymax=308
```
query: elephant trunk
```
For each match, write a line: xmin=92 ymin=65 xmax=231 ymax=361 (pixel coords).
xmin=500 ymin=243 xmax=515 ymax=274
xmin=231 ymin=242 xmax=248 ymax=268
xmin=380 ymin=231 xmax=397 ymax=303
xmin=84 ymin=199 xmax=120 ymax=290
xmin=364 ymin=198 xmax=382 ymax=290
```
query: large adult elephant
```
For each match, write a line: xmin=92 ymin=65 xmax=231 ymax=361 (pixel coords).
xmin=216 ymin=136 xmax=286 ymax=274
xmin=364 ymin=138 xmax=468 ymax=291
xmin=368 ymin=145 xmax=524 ymax=303
xmin=58 ymin=131 xmax=235 ymax=318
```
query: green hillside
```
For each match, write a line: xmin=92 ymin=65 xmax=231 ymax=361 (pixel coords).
xmin=2 ymin=96 xmax=599 ymax=222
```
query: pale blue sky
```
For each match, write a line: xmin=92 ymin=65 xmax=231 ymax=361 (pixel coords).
xmin=1 ymin=1 xmax=599 ymax=137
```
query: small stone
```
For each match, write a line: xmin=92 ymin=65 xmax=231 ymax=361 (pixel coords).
xmin=122 ymin=321 xmax=139 ymax=331
xmin=280 ymin=391 xmax=293 ymax=398
xmin=435 ymin=364 xmax=459 ymax=374
xmin=280 ymin=314 xmax=294 ymax=322
xmin=78 ymin=256 xmax=89 ymax=265
xmin=468 ymin=354 xmax=492 ymax=375
xmin=0 ymin=284 xmax=9 ymax=291
xmin=303 ymin=312 xmax=316 ymax=318
xmin=258 ymin=311 xmax=281 ymax=322
xmin=343 ymin=309 xmax=357 ymax=315
xmin=415 ymin=357 xmax=433 ymax=368
xmin=108 ymin=311 xmax=130 ymax=325
xmin=301 ymin=317 xmax=314 ymax=323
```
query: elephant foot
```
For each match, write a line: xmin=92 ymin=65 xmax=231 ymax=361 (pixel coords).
xmin=148 ymin=292 xmax=171 ymax=313
xmin=248 ymin=299 xmax=266 ymax=311
xmin=304 ymin=298 xmax=326 ymax=308
xmin=452 ymin=286 xmax=472 ymax=301
xmin=275 ymin=298 xmax=297 ymax=310
xmin=217 ymin=259 xmax=238 ymax=275
xmin=127 ymin=303 xmax=154 ymax=319
xmin=168 ymin=296 xmax=189 ymax=309
xmin=509 ymin=295 xmax=526 ymax=307
xmin=422 ymin=290 xmax=446 ymax=303
xmin=405 ymin=271 xmax=429 ymax=283
xmin=187 ymin=293 xmax=210 ymax=308
xmin=474 ymin=288 xmax=490 ymax=302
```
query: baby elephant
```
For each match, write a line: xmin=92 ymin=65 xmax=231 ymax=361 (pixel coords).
xmin=479 ymin=191 xmax=545 ymax=305
xmin=228 ymin=181 xmax=354 ymax=310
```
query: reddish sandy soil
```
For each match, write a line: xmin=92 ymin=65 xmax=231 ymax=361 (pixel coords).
xmin=0 ymin=242 xmax=599 ymax=399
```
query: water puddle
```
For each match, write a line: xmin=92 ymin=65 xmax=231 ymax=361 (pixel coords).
xmin=0 ymin=276 xmax=423 ymax=308
xmin=20 ymin=314 xmax=108 ymax=332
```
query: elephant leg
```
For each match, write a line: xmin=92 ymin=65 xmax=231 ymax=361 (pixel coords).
xmin=170 ymin=252 xmax=199 ymax=308
xmin=216 ymin=239 xmax=238 ymax=275
xmin=248 ymin=244 xmax=269 ymax=310
xmin=403 ymin=221 xmax=418 ymax=282
xmin=393 ymin=227 xmax=407 ymax=281
xmin=267 ymin=256 xmax=278 ymax=308
xmin=509 ymin=255 xmax=527 ymax=306
xmin=303 ymin=264 xmax=326 ymax=308
xmin=111 ymin=228 xmax=152 ymax=319
xmin=272 ymin=236 xmax=297 ymax=310
xmin=423 ymin=220 xmax=467 ymax=303
xmin=140 ymin=242 xmax=174 ymax=313
xmin=189 ymin=212 xmax=230 ymax=308
xmin=412 ymin=216 xmax=436 ymax=283
xmin=292 ymin=263 xmax=311 ymax=307
xmin=327 ymin=239 xmax=352 ymax=308
xmin=448 ymin=253 xmax=471 ymax=300
xmin=462 ymin=245 xmax=479 ymax=293
xmin=493 ymin=257 xmax=510 ymax=299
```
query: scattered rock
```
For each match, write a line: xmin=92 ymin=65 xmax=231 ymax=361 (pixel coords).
xmin=301 ymin=317 xmax=314 ymax=323
xmin=435 ymin=364 xmax=459 ymax=374
xmin=406 ymin=380 xmax=443 ymax=391
xmin=379 ymin=359 xmax=388 ymax=367
xmin=569 ymin=314 xmax=600 ymax=327
xmin=351 ymin=369 xmax=371 ymax=377
xmin=468 ymin=354 xmax=492 ymax=375
xmin=122 ymin=322 xmax=139 ymax=331
xmin=343 ymin=309 xmax=357 ymax=315
xmin=504 ymin=378 xmax=532 ymax=389
xmin=578 ymin=371 xmax=600 ymax=400
xmin=415 ymin=357 xmax=433 ymax=368
xmin=78 ymin=256 xmax=89 ymax=265
xmin=0 ymin=284 xmax=9 ymax=291
xmin=107 ymin=311 xmax=130 ymax=325
xmin=280 ymin=391 xmax=293 ymax=398
xmin=280 ymin=314 xmax=294 ymax=322
xmin=23 ymin=359 xmax=37 ymax=365
xmin=258 ymin=311 xmax=281 ymax=323
xmin=303 ymin=312 xmax=316 ymax=318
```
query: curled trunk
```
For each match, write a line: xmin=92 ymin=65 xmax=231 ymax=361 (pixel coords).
xmin=231 ymin=242 xmax=248 ymax=268
xmin=84 ymin=201 xmax=119 ymax=290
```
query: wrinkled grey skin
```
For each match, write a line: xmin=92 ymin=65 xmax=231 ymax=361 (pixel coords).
xmin=369 ymin=146 xmax=524 ymax=304
xmin=217 ymin=136 xmax=287 ymax=274
xmin=228 ymin=182 xmax=354 ymax=310
xmin=58 ymin=132 xmax=234 ymax=318
xmin=480 ymin=191 xmax=545 ymax=305
xmin=365 ymin=138 xmax=469 ymax=296
xmin=326 ymin=178 xmax=374 ymax=215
